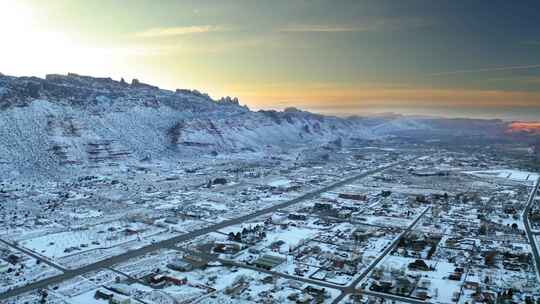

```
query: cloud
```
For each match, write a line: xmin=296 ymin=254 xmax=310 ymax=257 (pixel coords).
xmin=280 ymin=24 xmax=372 ymax=33
xmin=428 ymin=64 xmax=540 ymax=76
xmin=230 ymin=83 xmax=540 ymax=112
xmin=508 ymin=122 xmax=540 ymax=133
xmin=485 ymin=76 xmax=540 ymax=85
xmin=134 ymin=25 xmax=229 ymax=38
xmin=279 ymin=18 xmax=427 ymax=33
xmin=522 ymin=40 xmax=540 ymax=46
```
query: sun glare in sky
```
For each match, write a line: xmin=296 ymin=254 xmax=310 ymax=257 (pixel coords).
xmin=0 ymin=0 xmax=539 ymax=120
xmin=1 ymin=2 xmax=112 ymax=78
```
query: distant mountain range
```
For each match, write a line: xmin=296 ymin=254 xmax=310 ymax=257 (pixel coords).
xmin=0 ymin=73 xmax=536 ymax=179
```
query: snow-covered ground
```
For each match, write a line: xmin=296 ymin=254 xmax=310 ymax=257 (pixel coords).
xmin=464 ymin=169 xmax=539 ymax=185
xmin=20 ymin=221 xmax=165 ymax=260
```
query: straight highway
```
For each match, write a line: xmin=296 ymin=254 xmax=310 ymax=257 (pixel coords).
xmin=0 ymin=157 xmax=417 ymax=301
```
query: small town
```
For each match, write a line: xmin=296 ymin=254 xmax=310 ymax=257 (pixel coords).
xmin=1 ymin=1 xmax=540 ymax=303
xmin=1 ymin=146 xmax=539 ymax=304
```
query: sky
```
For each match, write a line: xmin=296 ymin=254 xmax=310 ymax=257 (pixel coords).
xmin=0 ymin=0 xmax=539 ymax=120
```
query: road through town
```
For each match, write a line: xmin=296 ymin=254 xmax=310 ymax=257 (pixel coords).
xmin=0 ymin=158 xmax=417 ymax=301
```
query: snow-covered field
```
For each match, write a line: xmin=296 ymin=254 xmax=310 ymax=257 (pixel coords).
xmin=20 ymin=221 xmax=165 ymax=260
xmin=465 ymin=169 xmax=539 ymax=185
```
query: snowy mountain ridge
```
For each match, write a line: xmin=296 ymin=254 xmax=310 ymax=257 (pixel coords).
xmin=0 ymin=73 xmax=509 ymax=179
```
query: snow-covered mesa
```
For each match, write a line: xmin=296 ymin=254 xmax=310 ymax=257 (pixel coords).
xmin=0 ymin=72 xmax=511 ymax=179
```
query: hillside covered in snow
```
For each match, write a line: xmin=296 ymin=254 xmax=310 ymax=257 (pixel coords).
xmin=0 ymin=73 xmax=512 ymax=179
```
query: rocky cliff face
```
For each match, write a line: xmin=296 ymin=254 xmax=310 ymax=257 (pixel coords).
xmin=0 ymin=73 xmax=377 ymax=179
xmin=0 ymin=73 xmax=518 ymax=180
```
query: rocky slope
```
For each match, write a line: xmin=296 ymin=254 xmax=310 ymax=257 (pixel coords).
xmin=0 ymin=73 xmax=378 ymax=178
xmin=0 ymin=73 xmax=515 ymax=179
